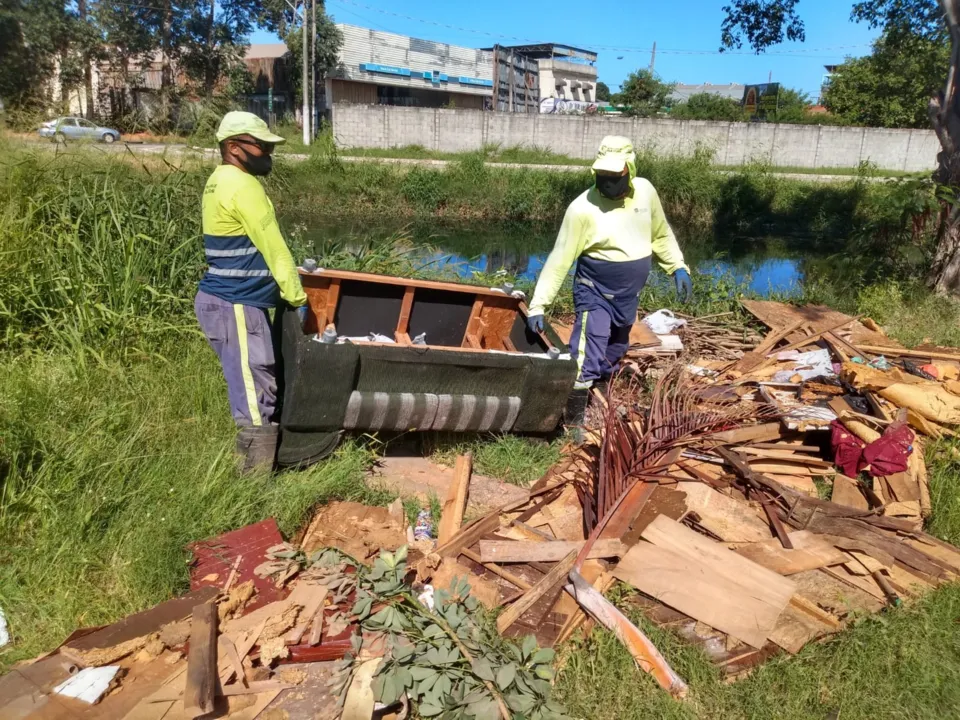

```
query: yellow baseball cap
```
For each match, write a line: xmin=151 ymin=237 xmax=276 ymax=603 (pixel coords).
xmin=592 ymin=135 xmax=634 ymax=173
xmin=215 ymin=111 xmax=285 ymax=144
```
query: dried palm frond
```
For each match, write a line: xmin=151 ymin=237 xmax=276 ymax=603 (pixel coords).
xmin=574 ymin=364 xmax=779 ymax=547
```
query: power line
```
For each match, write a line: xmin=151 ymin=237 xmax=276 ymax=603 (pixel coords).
xmin=332 ymin=0 xmax=870 ymax=58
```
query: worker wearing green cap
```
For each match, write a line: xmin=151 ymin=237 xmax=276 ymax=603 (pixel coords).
xmin=194 ymin=111 xmax=307 ymax=474
xmin=526 ymin=135 xmax=691 ymax=418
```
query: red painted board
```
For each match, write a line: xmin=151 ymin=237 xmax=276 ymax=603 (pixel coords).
xmin=187 ymin=518 xmax=287 ymax=611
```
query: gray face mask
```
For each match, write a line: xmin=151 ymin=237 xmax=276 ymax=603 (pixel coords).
xmin=596 ymin=173 xmax=630 ymax=199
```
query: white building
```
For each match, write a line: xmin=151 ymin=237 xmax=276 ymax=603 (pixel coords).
xmin=327 ymin=24 xmax=494 ymax=110
xmin=489 ymin=44 xmax=597 ymax=103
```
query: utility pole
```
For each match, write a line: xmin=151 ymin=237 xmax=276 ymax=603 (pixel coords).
xmin=768 ymin=70 xmax=772 ymax=82
xmin=79 ymin=0 xmax=94 ymax=119
xmin=649 ymin=41 xmax=656 ymax=73
xmin=311 ymin=0 xmax=316 ymax=137
xmin=302 ymin=0 xmax=310 ymax=145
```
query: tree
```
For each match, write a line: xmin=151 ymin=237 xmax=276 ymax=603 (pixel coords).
xmin=595 ymin=81 xmax=611 ymax=102
xmin=766 ymin=86 xmax=810 ymax=123
xmin=178 ymin=0 xmax=260 ymax=99
xmin=670 ymin=92 xmax=745 ymax=121
xmin=720 ymin=0 xmax=960 ymax=294
xmin=824 ymin=32 xmax=949 ymax=128
xmin=0 ymin=0 xmax=84 ymax=112
xmin=616 ymin=69 xmax=674 ymax=117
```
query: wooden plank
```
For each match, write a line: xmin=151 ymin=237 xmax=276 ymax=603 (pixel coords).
xmin=768 ymin=316 xmax=860 ymax=355
xmin=479 ymin=539 xmax=626 ymax=563
xmin=301 ymin=267 xmax=523 ymax=300
xmin=565 ymin=570 xmax=689 ymax=698
xmin=704 ymin=422 xmax=784 ymax=445
xmin=641 ymin=516 xmax=797 ymax=606
xmin=478 ymin=298 xmax=516 ymax=351
xmin=831 ymin=474 xmax=869 ymax=511
xmin=325 ymin=278 xmax=341 ymax=329
xmin=857 ymin=344 xmax=960 ymax=361
xmin=396 ymin=285 xmax=415 ymax=335
xmin=285 ymin=583 xmax=329 ymax=645
xmin=883 ymin=471 xmax=921 ymax=503
xmin=789 ymin=594 xmax=842 ymax=628
xmin=462 ymin=297 xmax=485 ymax=348
xmin=496 ymin=550 xmax=577 ymax=633
xmin=217 ymin=635 xmax=247 ymax=689
xmin=736 ymin=447 xmax=834 ymax=467
xmin=437 ymin=453 xmax=473 ymax=544
xmin=614 ymin=542 xmax=786 ymax=649
xmin=747 ymin=461 xmax=834 ymax=477
xmin=730 ymin=531 xmax=847 ymax=575
xmin=184 ymin=601 xmax=218 ymax=719
xmin=437 ymin=513 xmax=501 ymax=558
xmin=460 ymin=547 xmax=533 ymax=591
xmin=678 ymin=482 xmax=773 ymax=542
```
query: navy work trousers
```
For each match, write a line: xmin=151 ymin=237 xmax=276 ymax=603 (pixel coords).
xmin=568 ymin=306 xmax=632 ymax=388
xmin=194 ymin=289 xmax=278 ymax=426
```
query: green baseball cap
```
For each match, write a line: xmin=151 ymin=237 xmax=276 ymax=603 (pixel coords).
xmin=592 ymin=135 xmax=634 ymax=173
xmin=215 ymin=111 xmax=285 ymax=144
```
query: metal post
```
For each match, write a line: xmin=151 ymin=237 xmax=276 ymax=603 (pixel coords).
xmin=649 ymin=41 xmax=656 ymax=73
xmin=311 ymin=0 xmax=316 ymax=136
xmin=302 ymin=0 xmax=310 ymax=145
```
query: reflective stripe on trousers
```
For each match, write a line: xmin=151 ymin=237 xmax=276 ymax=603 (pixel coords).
xmin=194 ymin=289 xmax=278 ymax=426
xmin=567 ymin=306 xmax=631 ymax=386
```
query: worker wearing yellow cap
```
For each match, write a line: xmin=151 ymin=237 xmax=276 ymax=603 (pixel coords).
xmin=526 ymin=136 xmax=691 ymax=414
xmin=194 ymin=111 xmax=307 ymax=473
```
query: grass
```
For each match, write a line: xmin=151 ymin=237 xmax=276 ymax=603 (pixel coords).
xmin=426 ymin=434 xmax=565 ymax=487
xmin=2 ymin=138 xmax=960 ymax=717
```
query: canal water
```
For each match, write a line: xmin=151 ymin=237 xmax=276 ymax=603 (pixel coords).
xmin=296 ymin=217 xmax=815 ymax=298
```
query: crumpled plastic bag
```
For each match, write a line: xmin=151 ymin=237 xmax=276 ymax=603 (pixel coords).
xmin=773 ymin=348 xmax=835 ymax=383
xmin=642 ymin=309 xmax=687 ymax=335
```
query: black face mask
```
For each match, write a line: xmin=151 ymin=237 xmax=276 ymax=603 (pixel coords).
xmin=595 ymin=173 xmax=631 ymax=199
xmin=238 ymin=147 xmax=273 ymax=176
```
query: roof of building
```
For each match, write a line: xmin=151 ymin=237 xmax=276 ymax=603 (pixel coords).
xmin=482 ymin=43 xmax=597 ymax=63
xmin=245 ymin=43 xmax=290 ymax=59
xmin=668 ymin=83 xmax=745 ymax=102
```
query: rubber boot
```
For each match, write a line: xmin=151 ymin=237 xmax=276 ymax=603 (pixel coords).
xmin=236 ymin=424 xmax=279 ymax=475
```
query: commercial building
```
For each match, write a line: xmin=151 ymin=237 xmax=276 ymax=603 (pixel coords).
xmin=490 ymin=43 xmax=597 ymax=103
xmin=326 ymin=24 xmax=494 ymax=110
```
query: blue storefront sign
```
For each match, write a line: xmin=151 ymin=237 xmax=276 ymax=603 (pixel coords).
xmin=457 ymin=76 xmax=493 ymax=87
xmin=359 ymin=63 xmax=412 ymax=77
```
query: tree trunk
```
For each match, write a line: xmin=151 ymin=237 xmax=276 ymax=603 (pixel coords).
xmin=78 ymin=0 xmax=94 ymax=119
xmin=928 ymin=0 xmax=960 ymax=293
xmin=160 ymin=0 xmax=172 ymax=131
xmin=205 ymin=0 xmax=215 ymax=100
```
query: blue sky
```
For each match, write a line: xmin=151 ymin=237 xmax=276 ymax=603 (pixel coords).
xmin=249 ymin=0 xmax=880 ymax=99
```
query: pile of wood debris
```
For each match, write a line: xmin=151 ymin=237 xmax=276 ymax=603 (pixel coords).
xmin=419 ymin=299 xmax=960 ymax=695
xmin=8 ymin=299 xmax=960 ymax=718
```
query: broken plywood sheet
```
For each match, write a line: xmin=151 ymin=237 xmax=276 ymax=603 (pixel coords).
xmin=678 ymin=482 xmax=773 ymax=542
xmin=369 ymin=456 xmax=528 ymax=516
xmin=740 ymin=300 xmax=902 ymax=349
xmin=300 ymin=501 xmax=406 ymax=560
xmin=622 ymin=486 xmax=688 ymax=545
xmin=59 ymin=586 xmax=219 ymax=667
xmin=768 ymin=604 xmax=834 ymax=655
xmin=731 ymin=531 xmax=847 ymax=575
xmin=790 ymin=569 xmax=884 ymax=616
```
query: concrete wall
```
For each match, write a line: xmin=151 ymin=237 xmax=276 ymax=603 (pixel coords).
xmin=331 ymin=104 xmax=939 ymax=172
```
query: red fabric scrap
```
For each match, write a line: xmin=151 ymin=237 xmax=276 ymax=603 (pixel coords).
xmin=863 ymin=422 xmax=914 ymax=477
xmin=831 ymin=420 xmax=868 ymax=477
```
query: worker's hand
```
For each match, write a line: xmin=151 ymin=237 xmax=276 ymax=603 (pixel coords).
xmin=673 ymin=269 xmax=693 ymax=303
xmin=527 ymin=314 xmax=544 ymax=334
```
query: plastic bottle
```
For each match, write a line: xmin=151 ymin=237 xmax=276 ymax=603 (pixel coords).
xmin=319 ymin=327 xmax=337 ymax=344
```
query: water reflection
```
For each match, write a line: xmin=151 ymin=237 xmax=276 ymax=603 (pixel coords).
xmin=293 ymin=217 xmax=806 ymax=298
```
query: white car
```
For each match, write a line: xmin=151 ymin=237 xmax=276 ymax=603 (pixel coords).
xmin=39 ymin=117 xmax=121 ymax=143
